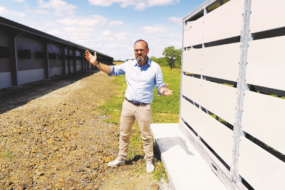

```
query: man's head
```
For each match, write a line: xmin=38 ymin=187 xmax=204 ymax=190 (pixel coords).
xmin=134 ymin=39 xmax=149 ymax=63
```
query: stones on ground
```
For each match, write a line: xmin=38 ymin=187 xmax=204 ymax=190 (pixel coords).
xmin=149 ymin=183 xmax=160 ymax=190
xmin=0 ymin=72 xmax=164 ymax=189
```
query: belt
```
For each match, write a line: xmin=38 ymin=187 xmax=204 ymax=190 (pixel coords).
xmin=125 ymin=98 xmax=148 ymax=106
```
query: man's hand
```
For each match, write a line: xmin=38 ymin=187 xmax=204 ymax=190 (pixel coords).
xmin=161 ymin=84 xmax=173 ymax=96
xmin=85 ymin=50 xmax=97 ymax=65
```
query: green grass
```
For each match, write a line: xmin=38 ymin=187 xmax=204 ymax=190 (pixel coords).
xmin=99 ymin=66 xmax=181 ymax=181
xmin=0 ymin=150 xmax=15 ymax=159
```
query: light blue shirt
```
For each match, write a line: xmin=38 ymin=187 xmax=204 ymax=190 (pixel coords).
xmin=108 ymin=57 xmax=166 ymax=104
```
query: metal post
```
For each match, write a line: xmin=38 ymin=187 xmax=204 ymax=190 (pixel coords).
xmin=81 ymin=50 xmax=84 ymax=71
xmin=231 ymin=0 xmax=252 ymax=183
xmin=9 ymin=32 xmax=20 ymax=86
xmin=62 ymin=48 xmax=66 ymax=75
xmin=68 ymin=48 xmax=71 ymax=74
xmin=44 ymin=42 xmax=50 ymax=80
xmin=73 ymin=49 xmax=77 ymax=73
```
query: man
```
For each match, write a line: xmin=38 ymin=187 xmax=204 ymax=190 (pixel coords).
xmin=85 ymin=39 xmax=173 ymax=173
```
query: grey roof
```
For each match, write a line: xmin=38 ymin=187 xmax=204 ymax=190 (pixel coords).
xmin=0 ymin=16 xmax=113 ymax=59
xmin=183 ymin=0 xmax=217 ymax=21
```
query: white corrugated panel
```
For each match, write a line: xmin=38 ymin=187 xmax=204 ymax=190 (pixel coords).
xmin=199 ymin=80 xmax=237 ymax=125
xmin=250 ymin=0 xmax=285 ymax=33
xmin=0 ymin=72 xmax=12 ymax=89
xmin=201 ymin=43 xmax=240 ymax=82
xmin=181 ymin=98 xmax=203 ymax=135
xmin=247 ymin=36 xmax=285 ymax=91
xmin=183 ymin=49 xmax=203 ymax=75
xmin=184 ymin=18 xmax=205 ymax=47
xmin=203 ymin=0 xmax=243 ymax=43
xmin=238 ymin=137 xmax=285 ymax=190
xmin=242 ymin=91 xmax=285 ymax=155
xmin=181 ymin=98 xmax=233 ymax=165
xmin=182 ymin=75 xmax=202 ymax=104
xmin=18 ymin=69 xmax=45 ymax=85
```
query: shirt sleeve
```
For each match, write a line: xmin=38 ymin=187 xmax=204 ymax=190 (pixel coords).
xmin=108 ymin=62 xmax=126 ymax=76
xmin=155 ymin=65 xmax=167 ymax=96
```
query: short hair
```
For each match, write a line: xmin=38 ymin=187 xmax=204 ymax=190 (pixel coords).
xmin=134 ymin=39 xmax=148 ymax=49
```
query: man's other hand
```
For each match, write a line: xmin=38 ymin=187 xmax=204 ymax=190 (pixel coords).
xmin=163 ymin=84 xmax=173 ymax=96
xmin=85 ymin=50 xmax=97 ymax=65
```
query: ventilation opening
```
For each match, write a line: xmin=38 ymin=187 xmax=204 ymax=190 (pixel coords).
xmin=205 ymin=36 xmax=240 ymax=48
xmin=182 ymin=118 xmax=198 ymax=137
xmin=184 ymin=73 xmax=201 ymax=79
xmin=206 ymin=0 xmax=230 ymax=14
xmin=193 ymin=44 xmax=203 ymax=49
xmin=211 ymin=163 xmax=217 ymax=171
xmin=208 ymin=113 xmax=234 ymax=131
xmin=186 ymin=10 xmax=204 ymax=23
xmin=244 ymin=132 xmax=285 ymax=163
xmin=183 ymin=73 xmax=237 ymax=88
xmin=200 ymin=137 xmax=230 ymax=171
xmin=241 ymin=176 xmax=255 ymax=190
xmin=183 ymin=95 xmax=234 ymax=131
xmin=204 ymin=76 xmax=237 ymax=87
xmin=253 ymin=27 xmax=285 ymax=41
xmin=249 ymin=85 xmax=285 ymax=99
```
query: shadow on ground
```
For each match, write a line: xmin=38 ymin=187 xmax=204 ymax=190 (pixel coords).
xmin=155 ymin=137 xmax=195 ymax=156
xmin=0 ymin=69 xmax=100 ymax=114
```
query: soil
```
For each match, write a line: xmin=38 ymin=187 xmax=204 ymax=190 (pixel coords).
xmin=0 ymin=70 xmax=168 ymax=189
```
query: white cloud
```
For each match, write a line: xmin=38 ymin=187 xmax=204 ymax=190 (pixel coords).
xmin=45 ymin=21 xmax=56 ymax=27
xmin=88 ymin=0 xmax=179 ymax=10
xmin=64 ymin=26 xmax=94 ymax=39
xmin=47 ymin=29 xmax=61 ymax=35
xmin=108 ymin=20 xmax=123 ymax=27
xmin=11 ymin=0 xmax=25 ymax=3
xmin=168 ymin=16 xmax=182 ymax=25
xmin=103 ymin=30 xmax=112 ymax=36
xmin=39 ymin=0 xmax=77 ymax=16
xmin=57 ymin=15 xmax=108 ymax=26
xmin=102 ymin=30 xmax=128 ymax=41
xmin=27 ymin=9 xmax=50 ymax=15
xmin=0 ymin=6 xmax=25 ymax=17
xmin=140 ymin=25 xmax=169 ymax=34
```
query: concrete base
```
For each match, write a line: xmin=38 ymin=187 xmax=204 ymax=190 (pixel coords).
xmin=151 ymin=123 xmax=227 ymax=190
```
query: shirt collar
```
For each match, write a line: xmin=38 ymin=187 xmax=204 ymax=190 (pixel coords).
xmin=135 ymin=56 xmax=151 ymax=67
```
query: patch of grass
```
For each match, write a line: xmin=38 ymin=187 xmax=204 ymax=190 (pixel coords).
xmin=98 ymin=66 xmax=181 ymax=181
xmin=0 ymin=149 xmax=15 ymax=159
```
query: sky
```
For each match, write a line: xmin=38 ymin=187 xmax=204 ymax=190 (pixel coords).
xmin=0 ymin=0 xmax=205 ymax=60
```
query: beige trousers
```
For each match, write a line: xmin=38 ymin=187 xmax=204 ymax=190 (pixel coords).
xmin=118 ymin=100 xmax=153 ymax=162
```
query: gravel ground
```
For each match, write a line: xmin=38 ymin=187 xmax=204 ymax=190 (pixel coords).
xmin=0 ymin=71 xmax=171 ymax=189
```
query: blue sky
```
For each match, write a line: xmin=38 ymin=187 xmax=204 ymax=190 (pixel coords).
xmin=0 ymin=0 xmax=205 ymax=60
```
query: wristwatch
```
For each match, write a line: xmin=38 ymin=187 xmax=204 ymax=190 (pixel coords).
xmin=95 ymin=61 xmax=99 ymax=67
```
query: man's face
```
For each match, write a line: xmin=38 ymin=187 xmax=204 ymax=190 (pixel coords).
xmin=134 ymin=41 xmax=149 ymax=63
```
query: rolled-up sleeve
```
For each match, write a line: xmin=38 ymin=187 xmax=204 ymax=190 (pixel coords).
xmin=155 ymin=66 xmax=166 ymax=96
xmin=108 ymin=62 xmax=126 ymax=77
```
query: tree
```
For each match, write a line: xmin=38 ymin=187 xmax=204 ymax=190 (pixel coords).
xmin=162 ymin=46 xmax=182 ymax=69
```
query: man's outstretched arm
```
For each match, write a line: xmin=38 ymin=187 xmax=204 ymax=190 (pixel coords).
xmin=85 ymin=50 xmax=111 ymax=74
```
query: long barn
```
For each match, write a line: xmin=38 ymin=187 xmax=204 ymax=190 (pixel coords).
xmin=0 ymin=16 xmax=113 ymax=89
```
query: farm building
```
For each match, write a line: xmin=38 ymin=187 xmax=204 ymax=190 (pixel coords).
xmin=0 ymin=16 xmax=113 ymax=89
